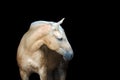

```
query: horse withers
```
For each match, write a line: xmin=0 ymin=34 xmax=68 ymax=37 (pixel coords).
xmin=17 ymin=18 xmax=74 ymax=80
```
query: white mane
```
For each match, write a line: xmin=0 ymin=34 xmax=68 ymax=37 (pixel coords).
xmin=30 ymin=21 xmax=56 ymax=29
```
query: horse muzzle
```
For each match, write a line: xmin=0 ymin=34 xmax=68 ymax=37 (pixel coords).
xmin=63 ymin=51 xmax=74 ymax=61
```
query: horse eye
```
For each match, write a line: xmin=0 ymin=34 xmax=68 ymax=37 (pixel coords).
xmin=57 ymin=37 xmax=63 ymax=41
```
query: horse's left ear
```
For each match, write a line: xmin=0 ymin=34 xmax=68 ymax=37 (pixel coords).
xmin=57 ymin=18 xmax=65 ymax=25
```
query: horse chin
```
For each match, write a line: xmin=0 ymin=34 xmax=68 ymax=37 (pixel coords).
xmin=63 ymin=56 xmax=70 ymax=61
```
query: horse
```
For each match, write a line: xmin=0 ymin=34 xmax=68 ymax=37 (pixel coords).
xmin=17 ymin=18 xmax=74 ymax=80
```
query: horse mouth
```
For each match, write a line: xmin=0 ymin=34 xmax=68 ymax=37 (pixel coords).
xmin=63 ymin=52 xmax=73 ymax=61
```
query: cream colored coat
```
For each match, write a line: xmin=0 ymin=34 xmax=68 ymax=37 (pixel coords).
xmin=17 ymin=19 xmax=73 ymax=80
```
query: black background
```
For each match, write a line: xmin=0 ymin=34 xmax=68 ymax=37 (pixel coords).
xmin=0 ymin=1 xmax=113 ymax=80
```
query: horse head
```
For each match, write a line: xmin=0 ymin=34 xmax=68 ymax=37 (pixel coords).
xmin=30 ymin=18 xmax=74 ymax=61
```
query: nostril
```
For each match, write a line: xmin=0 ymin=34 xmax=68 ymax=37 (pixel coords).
xmin=69 ymin=50 xmax=73 ymax=57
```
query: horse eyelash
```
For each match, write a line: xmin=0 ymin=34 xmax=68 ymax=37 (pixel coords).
xmin=57 ymin=37 xmax=63 ymax=41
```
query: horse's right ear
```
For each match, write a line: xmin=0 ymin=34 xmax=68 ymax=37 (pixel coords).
xmin=57 ymin=18 xmax=65 ymax=25
xmin=53 ymin=18 xmax=65 ymax=30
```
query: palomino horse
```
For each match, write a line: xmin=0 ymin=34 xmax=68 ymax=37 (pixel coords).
xmin=17 ymin=18 xmax=73 ymax=80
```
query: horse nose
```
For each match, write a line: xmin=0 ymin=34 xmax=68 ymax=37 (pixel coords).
xmin=63 ymin=51 xmax=73 ymax=61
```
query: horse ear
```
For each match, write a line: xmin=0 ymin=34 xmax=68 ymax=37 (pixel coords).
xmin=53 ymin=18 xmax=65 ymax=29
xmin=57 ymin=18 xmax=65 ymax=25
